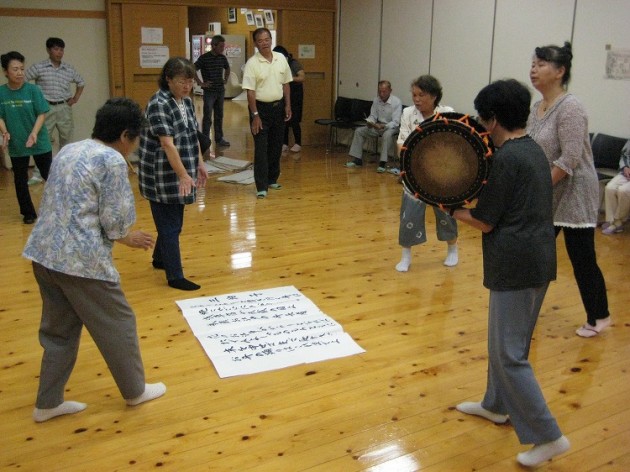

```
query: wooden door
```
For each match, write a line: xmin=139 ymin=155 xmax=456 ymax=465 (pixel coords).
xmin=120 ymin=3 xmax=188 ymax=109
xmin=278 ymin=10 xmax=335 ymax=146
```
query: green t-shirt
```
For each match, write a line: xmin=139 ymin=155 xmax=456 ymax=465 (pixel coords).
xmin=0 ymin=82 xmax=52 ymax=157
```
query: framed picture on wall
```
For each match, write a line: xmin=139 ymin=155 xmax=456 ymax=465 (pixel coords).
xmin=245 ymin=11 xmax=255 ymax=26
xmin=264 ymin=10 xmax=274 ymax=25
xmin=228 ymin=8 xmax=237 ymax=23
xmin=254 ymin=14 xmax=264 ymax=28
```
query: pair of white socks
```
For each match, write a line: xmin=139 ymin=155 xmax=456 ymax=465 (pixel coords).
xmin=457 ymin=401 xmax=570 ymax=467
xmin=33 ymin=382 xmax=166 ymax=422
xmin=395 ymin=244 xmax=458 ymax=272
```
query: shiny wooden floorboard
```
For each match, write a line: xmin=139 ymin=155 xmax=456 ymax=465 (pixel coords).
xmin=1 ymin=100 xmax=629 ymax=471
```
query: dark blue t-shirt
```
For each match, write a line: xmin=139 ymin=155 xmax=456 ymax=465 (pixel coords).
xmin=194 ymin=52 xmax=229 ymax=93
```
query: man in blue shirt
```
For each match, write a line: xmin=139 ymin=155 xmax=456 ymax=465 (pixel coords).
xmin=345 ymin=80 xmax=402 ymax=172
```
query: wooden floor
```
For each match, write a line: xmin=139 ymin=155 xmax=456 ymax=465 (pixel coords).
xmin=1 ymin=100 xmax=629 ymax=471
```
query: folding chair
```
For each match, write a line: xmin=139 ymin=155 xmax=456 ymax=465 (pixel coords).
xmin=314 ymin=96 xmax=353 ymax=150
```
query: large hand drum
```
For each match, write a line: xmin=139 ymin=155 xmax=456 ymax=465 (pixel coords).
xmin=400 ymin=112 xmax=494 ymax=209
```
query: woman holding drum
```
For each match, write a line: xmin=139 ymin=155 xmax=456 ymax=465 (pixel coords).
xmin=395 ymin=75 xmax=459 ymax=271
xmin=453 ymin=79 xmax=570 ymax=468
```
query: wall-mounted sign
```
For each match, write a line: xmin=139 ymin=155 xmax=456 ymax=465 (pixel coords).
xmin=141 ymin=27 xmax=163 ymax=45
xmin=140 ymin=45 xmax=169 ymax=68
xmin=298 ymin=44 xmax=315 ymax=59
xmin=605 ymin=48 xmax=630 ymax=80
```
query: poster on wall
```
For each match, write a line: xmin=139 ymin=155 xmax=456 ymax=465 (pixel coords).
xmin=141 ymin=27 xmax=163 ymax=44
xmin=228 ymin=7 xmax=237 ymax=23
xmin=299 ymin=45 xmax=315 ymax=59
xmin=605 ymin=48 xmax=630 ymax=80
xmin=139 ymin=45 xmax=169 ymax=68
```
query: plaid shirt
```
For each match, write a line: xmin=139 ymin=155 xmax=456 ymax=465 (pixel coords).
xmin=25 ymin=59 xmax=85 ymax=102
xmin=138 ymin=88 xmax=200 ymax=204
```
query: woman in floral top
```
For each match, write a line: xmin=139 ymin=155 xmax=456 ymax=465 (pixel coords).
xmin=527 ymin=42 xmax=610 ymax=338
xmin=23 ymin=98 xmax=166 ymax=422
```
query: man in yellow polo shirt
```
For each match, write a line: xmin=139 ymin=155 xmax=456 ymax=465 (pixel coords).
xmin=242 ymin=28 xmax=292 ymax=199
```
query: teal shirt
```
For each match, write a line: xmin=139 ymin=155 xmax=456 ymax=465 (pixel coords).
xmin=0 ymin=82 xmax=51 ymax=157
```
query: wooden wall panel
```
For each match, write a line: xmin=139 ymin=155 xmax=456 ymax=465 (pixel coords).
xmin=108 ymin=0 xmax=335 ymax=11
xmin=120 ymin=3 xmax=188 ymax=108
xmin=107 ymin=1 xmax=337 ymax=146
xmin=107 ymin=2 xmax=124 ymax=97
xmin=279 ymin=10 xmax=336 ymax=145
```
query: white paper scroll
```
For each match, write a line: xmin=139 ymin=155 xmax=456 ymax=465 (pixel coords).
xmin=176 ymin=286 xmax=365 ymax=378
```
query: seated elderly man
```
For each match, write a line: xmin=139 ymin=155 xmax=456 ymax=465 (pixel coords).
xmin=602 ymin=139 xmax=630 ymax=234
xmin=345 ymin=80 xmax=402 ymax=173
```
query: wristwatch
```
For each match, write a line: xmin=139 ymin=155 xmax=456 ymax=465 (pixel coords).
xmin=252 ymin=111 xmax=259 ymax=116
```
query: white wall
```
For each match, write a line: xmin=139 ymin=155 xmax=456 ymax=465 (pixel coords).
xmin=571 ymin=0 xmax=630 ymax=137
xmin=380 ymin=0 xmax=432 ymax=101
xmin=491 ymin=0 xmax=575 ymax=86
xmin=430 ymin=0 xmax=495 ymax=116
xmin=339 ymin=0 xmax=630 ymax=138
xmin=338 ymin=0 xmax=382 ymax=99
xmin=0 ymin=1 xmax=109 ymax=154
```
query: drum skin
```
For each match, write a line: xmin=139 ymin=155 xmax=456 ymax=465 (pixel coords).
xmin=400 ymin=112 xmax=494 ymax=209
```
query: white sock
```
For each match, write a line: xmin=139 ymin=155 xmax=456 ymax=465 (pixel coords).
xmin=444 ymin=244 xmax=459 ymax=267
xmin=126 ymin=382 xmax=166 ymax=406
xmin=396 ymin=247 xmax=412 ymax=272
xmin=33 ymin=401 xmax=87 ymax=423
xmin=456 ymin=401 xmax=508 ymax=424
xmin=517 ymin=435 xmax=570 ymax=467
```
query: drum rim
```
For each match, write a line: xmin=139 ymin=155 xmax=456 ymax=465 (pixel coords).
xmin=400 ymin=113 xmax=494 ymax=208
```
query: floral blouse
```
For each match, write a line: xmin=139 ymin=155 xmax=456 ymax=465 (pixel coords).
xmin=527 ymin=94 xmax=599 ymax=227
xmin=23 ymin=139 xmax=135 ymax=282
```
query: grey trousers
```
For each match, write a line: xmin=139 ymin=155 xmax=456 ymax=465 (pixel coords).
xmin=33 ymin=263 xmax=145 ymax=408
xmin=349 ymin=125 xmax=398 ymax=163
xmin=399 ymin=191 xmax=457 ymax=247
xmin=482 ymin=284 xmax=563 ymax=445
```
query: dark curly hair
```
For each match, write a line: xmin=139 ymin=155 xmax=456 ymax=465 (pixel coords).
xmin=1 ymin=51 xmax=25 ymax=70
xmin=474 ymin=79 xmax=531 ymax=131
xmin=412 ymin=75 xmax=443 ymax=106
xmin=92 ymin=98 xmax=147 ymax=143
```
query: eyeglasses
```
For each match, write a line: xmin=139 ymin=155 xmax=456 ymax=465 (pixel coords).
xmin=173 ymin=79 xmax=194 ymax=87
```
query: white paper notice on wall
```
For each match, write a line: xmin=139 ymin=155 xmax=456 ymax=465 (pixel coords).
xmin=605 ymin=48 xmax=630 ymax=80
xmin=141 ymin=27 xmax=163 ymax=45
xmin=176 ymin=286 xmax=365 ymax=378
xmin=139 ymin=45 xmax=169 ymax=69
xmin=299 ymin=44 xmax=315 ymax=59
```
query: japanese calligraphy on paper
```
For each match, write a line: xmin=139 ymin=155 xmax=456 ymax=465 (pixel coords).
xmin=176 ymin=286 xmax=365 ymax=378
